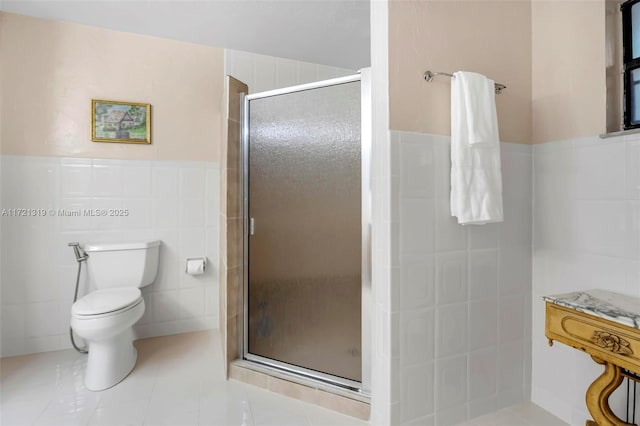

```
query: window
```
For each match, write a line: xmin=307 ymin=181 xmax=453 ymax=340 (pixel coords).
xmin=622 ymin=0 xmax=640 ymax=128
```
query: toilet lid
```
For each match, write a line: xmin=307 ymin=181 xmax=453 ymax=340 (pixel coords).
xmin=72 ymin=288 xmax=142 ymax=316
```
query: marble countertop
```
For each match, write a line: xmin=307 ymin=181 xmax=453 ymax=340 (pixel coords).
xmin=543 ymin=289 xmax=640 ymax=330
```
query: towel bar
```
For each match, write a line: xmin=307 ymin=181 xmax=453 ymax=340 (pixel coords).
xmin=423 ymin=70 xmax=506 ymax=94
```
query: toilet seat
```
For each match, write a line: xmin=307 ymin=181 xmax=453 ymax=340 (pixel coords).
xmin=72 ymin=288 xmax=142 ymax=317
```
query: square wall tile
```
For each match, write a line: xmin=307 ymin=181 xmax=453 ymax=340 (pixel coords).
xmin=432 ymin=137 xmax=452 ymax=200
xmin=25 ymin=302 xmax=60 ymax=338
xmin=204 ymin=286 xmax=218 ymax=317
xmin=152 ymin=291 xmax=180 ymax=323
xmin=226 ymin=50 xmax=254 ymax=92
xmin=501 ymin=150 xmax=532 ymax=202
xmin=627 ymin=201 xmax=640 ymax=259
xmin=400 ymin=308 xmax=434 ymax=366
xmin=626 ymin=261 xmax=640 ymax=296
xmin=499 ymin=295 xmax=525 ymax=343
xmin=468 ymin=346 xmax=498 ymax=400
xmin=435 ymin=199 xmax=468 ymax=252
xmin=467 ymin=395 xmax=497 ymax=420
xmin=400 ymin=198 xmax=435 ymax=254
xmin=469 ymin=223 xmax=498 ymax=250
xmin=469 ymin=299 xmax=498 ymax=351
xmin=178 ymin=287 xmax=205 ymax=319
xmin=205 ymin=196 xmax=219 ymax=228
xmin=205 ymin=227 xmax=220 ymax=271
xmin=23 ymin=336 xmax=60 ymax=354
xmin=436 ymin=252 xmax=468 ymax=305
xmin=499 ymin=246 xmax=531 ymax=297
xmin=317 ymin=64 xmax=336 ymax=81
xmin=152 ymin=199 xmax=179 ymax=229
xmin=627 ymin=141 xmax=640 ymax=199
xmin=153 ymin=167 xmax=179 ymax=198
xmin=436 ymin=302 xmax=468 ymax=358
xmin=399 ymin=135 xmax=434 ymax=198
xmin=275 ymin=59 xmax=298 ymax=89
xmin=3 ymin=272 xmax=26 ymax=305
xmin=498 ymin=339 xmax=524 ymax=391
xmin=179 ymin=198 xmax=205 ymax=228
xmin=60 ymin=198 xmax=92 ymax=231
xmin=499 ymin=197 xmax=532 ymax=248
xmin=91 ymin=164 xmax=123 ymax=197
xmin=573 ymin=141 xmax=625 ymax=200
xmin=122 ymin=166 xmax=152 ymax=198
xmin=61 ymin=163 xmax=92 ymax=197
xmin=91 ymin=198 xmax=123 ymax=230
xmin=400 ymin=254 xmax=434 ymax=310
xmin=435 ymin=354 xmax=467 ymax=411
xmin=154 ymin=230 xmax=180 ymax=291
xmin=497 ymin=387 xmax=525 ymax=410
xmin=205 ymin=168 xmax=220 ymax=200
xmin=533 ymin=191 xmax=574 ymax=251
xmin=179 ymin=168 xmax=206 ymax=199
xmin=469 ymin=250 xmax=498 ymax=301
xmin=435 ymin=405 xmax=468 ymax=426
xmin=253 ymin=55 xmax=277 ymax=92
xmin=400 ymin=362 xmax=434 ymax=423
xmin=22 ymin=158 xmax=59 ymax=206
xmin=573 ymin=200 xmax=628 ymax=258
xmin=23 ymin=258 xmax=58 ymax=303
xmin=1 ymin=304 xmax=24 ymax=340
xmin=296 ymin=62 xmax=319 ymax=85
xmin=121 ymin=198 xmax=151 ymax=230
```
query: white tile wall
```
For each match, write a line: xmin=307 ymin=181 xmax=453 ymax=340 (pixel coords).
xmin=0 ymin=155 xmax=220 ymax=357
xmin=224 ymin=49 xmax=355 ymax=94
xmin=532 ymin=134 xmax=640 ymax=425
xmin=390 ymin=130 xmax=533 ymax=426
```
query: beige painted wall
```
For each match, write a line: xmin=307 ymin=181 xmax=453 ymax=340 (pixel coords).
xmin=0 ymin=12 xmax=224 ymax=161
xmin=532 ymin=0 xmax=606 ymax=143
xmin=388 ymin=0 xmax=532 ymax=144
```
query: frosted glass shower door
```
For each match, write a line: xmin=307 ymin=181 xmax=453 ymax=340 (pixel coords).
xmin=245 ymin=79 xmax=362 ymax=385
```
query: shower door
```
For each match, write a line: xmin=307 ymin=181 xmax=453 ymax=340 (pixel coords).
xmin=243 ymin=75 xmax=365 ymax=389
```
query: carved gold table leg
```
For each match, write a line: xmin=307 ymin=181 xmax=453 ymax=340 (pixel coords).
xmin=585 ymin=357 xmax=634 ymax=426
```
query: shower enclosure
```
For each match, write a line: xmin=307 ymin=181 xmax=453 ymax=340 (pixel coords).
xmin=241 ymin=74 xmax=370 ymax=392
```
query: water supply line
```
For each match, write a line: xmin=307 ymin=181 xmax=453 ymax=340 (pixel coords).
xmin=68 ymin=242 xmax=88 ymax=354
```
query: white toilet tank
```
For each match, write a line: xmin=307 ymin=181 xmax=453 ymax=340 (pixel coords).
xmin=84 ymin=240 xmax=161 ymax=289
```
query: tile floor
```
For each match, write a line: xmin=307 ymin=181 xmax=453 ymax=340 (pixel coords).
xmin=1 ymin=331 xmax=367 ymax=426
xmin=1 ymin=330 xmax=566 ymax=426
xmin=460 ymin=404 xmax=567 ymax=426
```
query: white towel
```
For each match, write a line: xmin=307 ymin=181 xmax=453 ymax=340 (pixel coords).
xmin=450 ymin=71 xmax=503 ymax=225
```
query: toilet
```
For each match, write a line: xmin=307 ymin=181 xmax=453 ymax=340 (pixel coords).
xmin=71 ymin=240 xmax=161 ymax=391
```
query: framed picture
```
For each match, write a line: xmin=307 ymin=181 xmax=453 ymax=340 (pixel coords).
xmin=91 ymin=99 xmax=151 ymax=144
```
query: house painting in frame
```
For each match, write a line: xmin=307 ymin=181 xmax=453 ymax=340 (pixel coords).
xmin=91 ymin=99 xmax=151 ymax=144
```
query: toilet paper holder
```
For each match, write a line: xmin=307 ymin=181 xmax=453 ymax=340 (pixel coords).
xmin=185 ymin=257 xmax=207 ymax=275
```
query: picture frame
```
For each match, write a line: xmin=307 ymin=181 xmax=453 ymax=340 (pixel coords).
xmin=91 ymin=99 xmax=151 ymax=144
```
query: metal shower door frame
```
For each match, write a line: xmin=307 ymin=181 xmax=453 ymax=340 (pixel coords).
xmin=240 ymin=72 xmax=371 ymax=394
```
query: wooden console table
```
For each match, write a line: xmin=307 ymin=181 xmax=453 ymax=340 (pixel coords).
xmin=544 ymin=290 xmax=640 ymax=426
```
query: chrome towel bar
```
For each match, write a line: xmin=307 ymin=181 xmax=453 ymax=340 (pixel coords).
xmin=423 ymin=70 xmax=507 ymax=94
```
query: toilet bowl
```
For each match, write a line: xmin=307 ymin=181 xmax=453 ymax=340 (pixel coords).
xmin=71 ymin=240 xmax=161 ymax=391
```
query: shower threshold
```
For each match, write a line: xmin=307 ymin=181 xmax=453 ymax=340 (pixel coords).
xmin=236 ymin=356 xmax=370 ymax=403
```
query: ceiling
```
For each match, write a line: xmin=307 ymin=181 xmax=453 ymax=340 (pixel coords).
xmin=0 ymin=0 xmax=371 ymax=70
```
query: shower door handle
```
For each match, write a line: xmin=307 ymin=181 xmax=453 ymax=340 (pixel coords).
xmin=249 ymin=217 xmax=255 ymax=236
